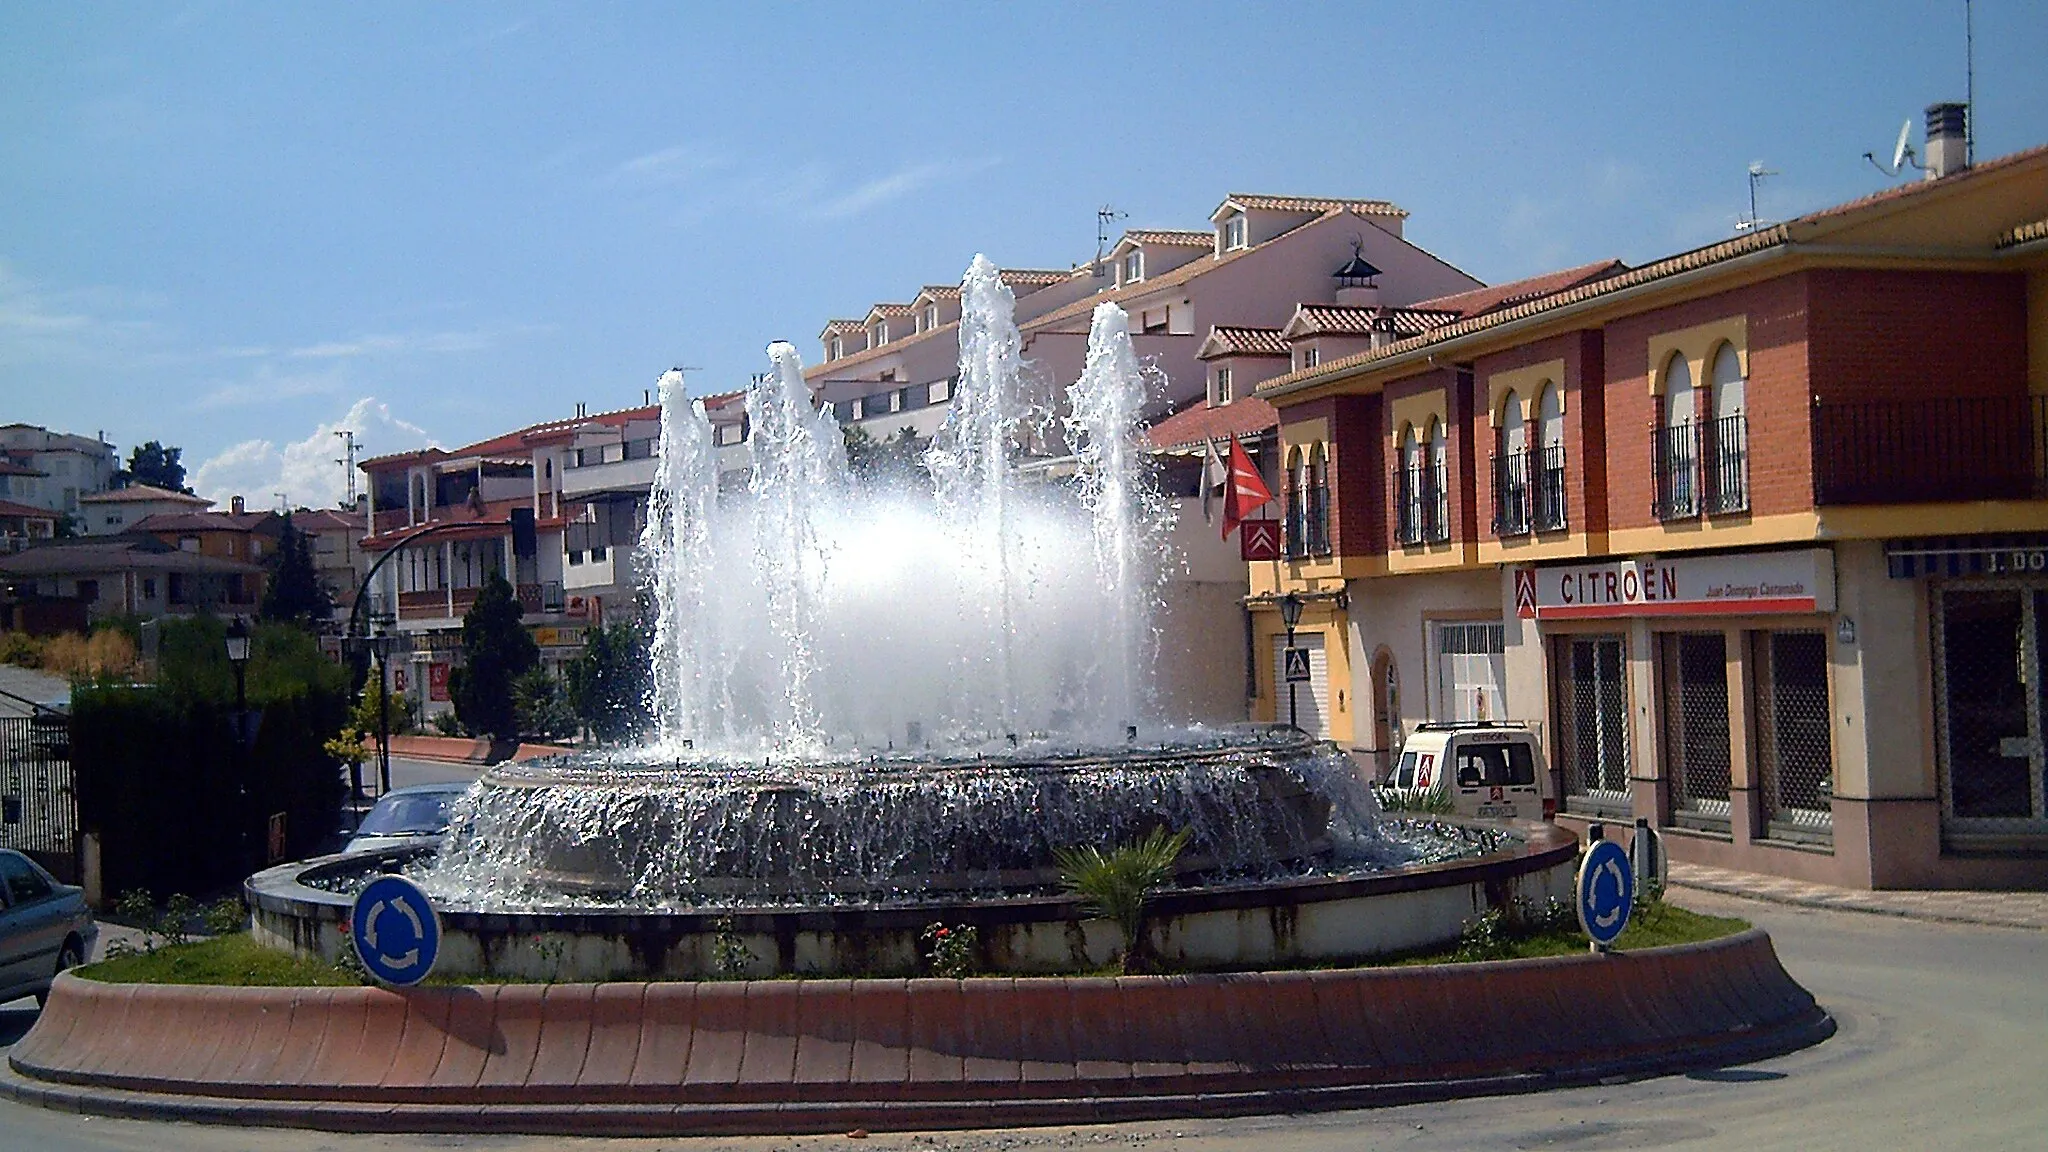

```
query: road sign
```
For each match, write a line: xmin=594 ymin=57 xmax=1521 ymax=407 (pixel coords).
xmin=1241 ymin=519 xmax=1281 ymax=561
xmin=1577 ymin=838 xmax=1635 ymax=947
xmin=350 ymin=874 xmax=442 ymax=987
xmin=1283 ymin=646 xmax=1312 ymax=683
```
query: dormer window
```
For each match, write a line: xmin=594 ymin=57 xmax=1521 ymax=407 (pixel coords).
xmin=1213 ymin=366 xmax=1233 ymax=406
xmin=1223 ymin=214 xmax=1247 ymax=251
xmin=829 ymin=335 xmax=843 ymax=360
xmin=871 ymin=322 xmax=888 ymax=347
xmin=1123 ymin=250 xmax=1142 ymax=284
xmin=924 ymin=303 xmax=939 ymax=331
xmin=1298 ymin=345 xmax=1320 ymax=371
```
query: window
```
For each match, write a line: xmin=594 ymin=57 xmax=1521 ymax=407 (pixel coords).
xmin=924 ymin=303 xmax=938 ymax=331
xmin=832 ymin=399 xmax=855 ymax=423
xmin=1213 ymin=366 xmax=1233 ymax=406
xmin=1493 ymin=389 xmax=1531 ymax=536
xmin=142 ymin=577 xmax=157 ymax=600
xmin=76 ymin=578 xmax=98 ymax=603
xmin=1455 ymin=743 xmax=1536 ymax=788
xmin=0 ymin=853 xmax=51 ymax=905
xmin=1123 ymin=250 xmax=1142 ymax=284
xmin=179 ymin=536 xmax=200 ymax=552
xmin=1437 ymin=621 xmax=1507 ymax=722
xmin=1223 ymin=214 xmax=1247 ymax=250
xmin=1395 ymin=424 xmax=1426 ymax=545
xmin=897 ymin=386 xmax=913 ymax=411
xmin=1654 ymin=352 xmax=1698 ymax=518
xmin=929 ymin=377 xmax=953 ymax=404
xmin=1425 ymin=418 xmax=1449 ymax=542
xmin=1706 ymin=343 xmax=1748 ymax=513
xmin=1535 ymin=385 xmax=1567 ymax=531
xmin=871 ymin=322 xmax=887 ymax=347
xmin=1285 ymin=445 xmax=1330 ymax=558
xmin=1299 ymin=345 xmax=1320 ymax=370
xmin=829 ymin=335 xmax=843 ymax=360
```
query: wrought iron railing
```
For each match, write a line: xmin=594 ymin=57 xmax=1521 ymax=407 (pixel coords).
xmin=1535 ymin=443 xmax=1568 ymax=531
xmin=1426 ymin=460 xmax=1450 ymax=542
xmin=1652 ymin=421 xmax=1699 ymax=520
xmin=1283 ymin=488 xmax=1306 ymax=559
xmin=1812 ymin=395 xmax=2044 ymax=505
xmin=1394 ymin=467 xmax=1422 ymax=546
xmin=1704 ymin=413 xmax=1749 ymax=514
xmin=1492 ymin=449 xmax=1532 ymax=536
xmin=1304 ymin=484 xmax=1330 ymax=556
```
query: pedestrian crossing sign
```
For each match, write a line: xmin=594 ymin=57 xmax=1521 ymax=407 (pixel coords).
xmin=1284 ymin=647 xmax=1312 ymax=683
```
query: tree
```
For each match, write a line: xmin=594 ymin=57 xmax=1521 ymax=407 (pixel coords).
xmin=842 ymin=424 xmax=929 ymax=485
xmin=564 ymin=619 xmax=650 ymax=743
xmin=450 ymin=572 xmax=537 ymax=740
xmin=124 ymin=441 xmax=189 ymax=493
xmin=512 ymin=667 xmax=576 ymax=741
xmin=260 ymin=514 xmax=333 ymax=627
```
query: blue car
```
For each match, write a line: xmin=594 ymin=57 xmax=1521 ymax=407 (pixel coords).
xmin=0 ymin=848 xmax=96 ymax=1006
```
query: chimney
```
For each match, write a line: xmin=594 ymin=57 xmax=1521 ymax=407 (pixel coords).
xmin=231 ymin=495 xmax=245 ymax=515
xmin=1924 ymin=102 xmax=1969 ymax=180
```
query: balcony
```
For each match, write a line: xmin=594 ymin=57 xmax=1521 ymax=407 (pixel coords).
xmin=1812 ymin=395 xmax=2044 ymax=505
xmin=366 ymin=496 xmax=551 ymax=541
xmin=1652 ymin=422 xmax=1700 ymax=520
xmin=1283 ymin=486 xmax=1331 ymax=559
xmin=396 ymin=581 xmax=566 ymax=621
xmin=1535 ymin=443 xmax=1568 ymax=531
xmin=1492 ymin=450 xmax=1532 ymax=536
xmin=1394 ymin=463 xmax=1449 ymax=546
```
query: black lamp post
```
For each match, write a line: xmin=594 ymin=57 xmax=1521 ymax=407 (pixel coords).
xmin=1279 ymin=593 xmax=1304 ymax=731
xmin=224 ymin=616 xmax=253 ymax=874
xmin=370 ymin=626 xmax=397 ymax=798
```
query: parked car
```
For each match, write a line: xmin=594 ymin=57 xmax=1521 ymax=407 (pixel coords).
xmin=0 ymin=848 xmax=96 ymax=1006
xmin=1384 ymin=722 xmax=1555 ymax=821
xmin=344 ymin=783 xmax=471 ymax=854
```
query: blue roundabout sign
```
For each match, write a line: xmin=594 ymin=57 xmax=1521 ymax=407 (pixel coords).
xmin=1576 ymin=838 xmax=1635 ymax=948
xmin=350 ymin=874 xmax=442 ymax=987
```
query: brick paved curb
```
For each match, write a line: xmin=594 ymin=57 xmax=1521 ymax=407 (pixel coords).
xmin=1668 ymin=865 xmax=2048 ymax=931
xmin=1 ymin=929 xmax=1831 ymax=1136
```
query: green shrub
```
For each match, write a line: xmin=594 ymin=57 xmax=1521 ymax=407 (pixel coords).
xmin=0 ymin=630 xmax=43 ymax=668
xmin=921 ymin=922 xmax=980 ymax=978
xmin=1054 ymin=826 xmax=1191 ymax=974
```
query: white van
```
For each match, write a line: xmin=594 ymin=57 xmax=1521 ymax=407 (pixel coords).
xmin=1386 ymin=722 xmax=1555 ymax=821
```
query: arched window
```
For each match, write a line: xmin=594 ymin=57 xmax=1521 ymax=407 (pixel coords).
xmin=1708 ymin=343 xmax=1747 ymax=512
xmin=1305 ymin=445 xmax=1330 ymax=555
xmin=1284 ymin=446 xmax=1305 ymax=558
xmin=1426 ymin=417 xmax=1449 ymax=542
xmin=1495 ymin=390 xmax=1529 ymax=535
xmin=1535 ymin=384 xmax=1567 ymax=530
xmin=1657 ymin=353 xmax=1698 ymax=517
xmin=1397 ymin=424 xmax=1424 ymax=545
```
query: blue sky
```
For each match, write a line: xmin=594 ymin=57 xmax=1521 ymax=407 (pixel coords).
xmin=3 ymin=1 xmax=2043 ymax=507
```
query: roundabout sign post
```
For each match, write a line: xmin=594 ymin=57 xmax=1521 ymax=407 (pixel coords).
xmin=1576 ymin=831 xmax=1635 ymax=952
xmin=350 ymin=874 xmax=442 ymax=987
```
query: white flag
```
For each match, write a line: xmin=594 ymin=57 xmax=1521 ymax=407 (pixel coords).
xmin=1200 ymin=437 xmax=1228 ymax=525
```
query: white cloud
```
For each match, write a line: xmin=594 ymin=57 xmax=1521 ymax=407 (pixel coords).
xmin=602 ymin=147 xmax=998 ymax=224
xmin=287 ymin=329 xmax=497 ymax=360
xmin=191 ymin=398 xmax=438 ymax=511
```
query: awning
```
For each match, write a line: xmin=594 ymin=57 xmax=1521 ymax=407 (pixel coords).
xmin=1886 ymin=534 xmax=2048 ymax=579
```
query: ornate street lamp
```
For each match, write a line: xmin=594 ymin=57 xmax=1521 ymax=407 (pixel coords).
xmin=1278 ymin=593 xmax=1304 ymax=731
xmin=225 ymin=617 xmax=253 ymax=873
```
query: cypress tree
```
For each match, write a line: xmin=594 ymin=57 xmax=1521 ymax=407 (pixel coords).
xmin=451 ymin=571 xmax=538 ymax=740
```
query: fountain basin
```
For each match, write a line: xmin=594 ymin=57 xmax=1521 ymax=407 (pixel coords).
xmin=247 ymin=819 xmax=1576 ymax=980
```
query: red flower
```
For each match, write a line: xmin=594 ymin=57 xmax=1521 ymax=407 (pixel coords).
xmin=935 ymin=927 xmax=949 ymax=938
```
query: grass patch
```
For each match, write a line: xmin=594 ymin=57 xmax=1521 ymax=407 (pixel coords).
xmin=74 ymin=905 xmax=1750 ymax=987
xmin=76 ymin=933 xmax=360 ymax=988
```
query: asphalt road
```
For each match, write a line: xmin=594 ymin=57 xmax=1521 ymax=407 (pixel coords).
xmin=0 ymin=889 xmax=2041 ymax=1152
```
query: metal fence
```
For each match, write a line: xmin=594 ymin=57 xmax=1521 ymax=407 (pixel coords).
xmin=1751 ymin=629 xmax=1835 ymax=840
xmin=0 ymin=715 xmax=77 ymax=877
xmin=1660 ymin=632 xmax=1732 ymax=831
xmin=1812 ymin=395 xmax=2044 ymax=505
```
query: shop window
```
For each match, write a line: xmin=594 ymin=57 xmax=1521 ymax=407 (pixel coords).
xmin=1554 ymin=633 xmax=1630 ymax=815
xmin=1654 ymin=352 xmax=1699 ymax=519
xmin=1935 ymin=587 xmax=2048 ymax=837
xmin=1659 ymin=632 xmax=1731 ymax=832
xmin=1751 ymin=629 xmax=1834 ymax=840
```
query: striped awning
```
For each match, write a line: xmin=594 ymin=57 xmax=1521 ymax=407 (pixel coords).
xmin=1886 ymin=534 xmax=2048 ymax=579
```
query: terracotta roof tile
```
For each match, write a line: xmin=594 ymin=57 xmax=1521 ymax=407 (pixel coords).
xmin=0 ymin=461 xmax=45 ymax=477
xmin=1199 ymin=327 xmax=1291 ymax=357
xmin=1217 ymin=194 xmax=1407 ymax=218
xmin=1144 ymin=397 xmax=1279 ymax=452
xmin=1998 ymin=216 xmax=2048 ymax=248
xmin=1283 ymin=304 xmax=1462 ymax=339
xmin=1022 ymin=218 xmax=1314 ymax=334
xmin=821 ymin=319 xmax=866 ymax=334
xmin=916 ymin=284 xmax=963 ymax=299
xmin=290 ymin=508 xmax=366 ymax=531
xmin=1124 ymin=229 xmax=1214 ymax=248
xmin=1411 ymin=259 xmax=1629 ymax=319
xmin=999 ymin=268 xmax=1074 ymax=286
xmin=866 ymin=303 xmax=917 ymax=318
xmin=0 ymin=498 xmax=53 ymax=519
xmin=77 ymin=483 xmax=209 ymax=506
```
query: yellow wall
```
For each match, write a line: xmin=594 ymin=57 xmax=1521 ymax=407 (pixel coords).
xmin=1249 ymin=600 xmax=1354 ymax=744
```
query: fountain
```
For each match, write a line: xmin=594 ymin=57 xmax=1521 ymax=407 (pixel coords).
xmin=245 ymin=255 xmax=1578 ymax=977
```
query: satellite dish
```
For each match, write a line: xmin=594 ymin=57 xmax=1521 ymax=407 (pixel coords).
xmin=1891 ymin=118 xmax=1914 ymax=171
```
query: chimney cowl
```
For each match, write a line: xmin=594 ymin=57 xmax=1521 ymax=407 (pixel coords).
xmin=231 ymin=495 xmax=245 ymax=515
xmin=1924 ymin=101 xmax=1969 ymax=180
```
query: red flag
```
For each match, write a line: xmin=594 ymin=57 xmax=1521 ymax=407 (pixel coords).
xmin=1220 ymin=438 xmax=1275 ymax=540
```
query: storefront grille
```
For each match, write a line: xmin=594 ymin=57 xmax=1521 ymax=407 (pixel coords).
xmin=1659 ymin=632 xmax=1731 ymax=831
xmin=1751 ymin=630 xmax=1834 ymax=841
xmin=1934 ymin=585 xmax=2048 ymax=842
xmin=1554 ymin=634 xmax=1630 ymax=816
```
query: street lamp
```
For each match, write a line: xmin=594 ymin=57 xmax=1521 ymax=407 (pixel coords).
xmin=370 ymin=625 xmax=399 ymax=799
xmin=1278 ymin=593 xmax=1304 ymax=731
xmin=225 ymin=617 xmax=253 ymax=874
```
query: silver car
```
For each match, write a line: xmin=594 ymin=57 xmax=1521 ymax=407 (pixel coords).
xmin=345 ymin=783 xmax=470 ymax=854
xmin=0 ymin=848 xmax=96 ymax=1006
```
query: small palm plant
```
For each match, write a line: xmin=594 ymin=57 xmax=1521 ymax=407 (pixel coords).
xmin=1054 ymin=826 xmax=1192 ymax=974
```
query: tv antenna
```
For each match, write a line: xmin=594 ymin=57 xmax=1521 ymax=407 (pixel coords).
xmin=1735 ymin=162 xmax=1778 ymax=233
xmin=332 ymin=429 xmax=360 ymax=510
xmin=1093 ymin=204 xmax=1126 ymax=277
xmin=1864 ymin=118 xmax=1921 ymax=178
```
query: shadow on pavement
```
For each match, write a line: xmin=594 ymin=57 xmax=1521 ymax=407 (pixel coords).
xmin=1687 ymin=1066 xmax=1787 ymax=1083
xmin=0 ymin=1001 xmax=41 ymax=1047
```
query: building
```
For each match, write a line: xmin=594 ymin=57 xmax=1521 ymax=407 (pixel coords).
xmin=129 ymin=495 xmax=285 ymax=567
xmin=1251 ymin=112 xmax=2048 ymax=890
xmin=289 ymin=505 xmax=369 ymax=621
xmin=77 ymin=484 xmax=212 ymax=536
xmin=0 ymin=537 xmax=262 ymax=623
xmin=0 ymin=499 xmax=58 ymax=551
xmin=0 ymin=424 xmax=118 ymax=518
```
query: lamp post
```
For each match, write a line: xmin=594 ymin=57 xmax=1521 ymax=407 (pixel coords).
xmin=1279 ymin=593 xmax=1304 ymax=732
xmin=370 ymin=625 xmax=397 ymax=798
xmin=224 ymin=617 xmax=253 ymax=875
